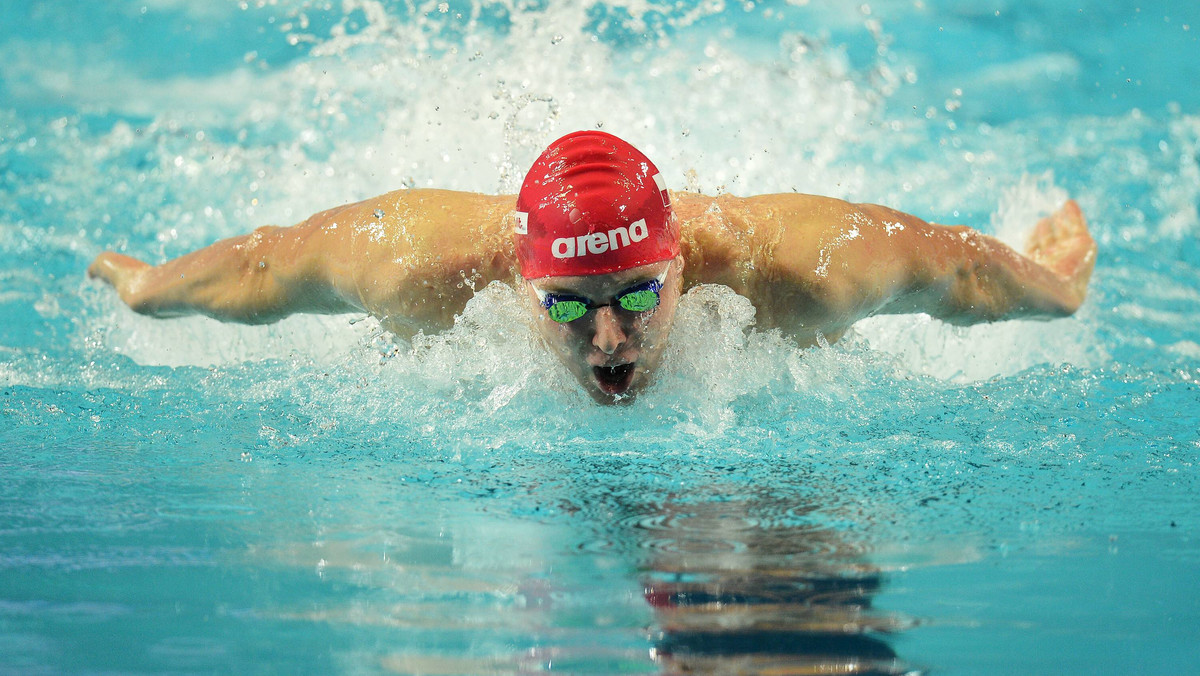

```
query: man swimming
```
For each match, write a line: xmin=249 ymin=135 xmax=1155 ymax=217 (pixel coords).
xmin=88 ymin=131 xmax=1097 ymax=403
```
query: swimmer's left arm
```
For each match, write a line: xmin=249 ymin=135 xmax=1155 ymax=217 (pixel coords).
xmin=757 ymin=195 xmax=1096 ymax=334
xmin=854 ymin=200 xmax=1098 ymax=325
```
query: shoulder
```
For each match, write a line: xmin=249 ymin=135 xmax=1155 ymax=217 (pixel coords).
xmin=673 ymin=191 xmax=916 ymax=337
xmin=673 ymin=191 xmax=867 ymax=250
xmin=315 ymin=189 xmax=513 ymax=255
xmin=673 ymin=190 xmax=866 ymax=290
xmin=304 ymin=188 xmax=516 ymax=329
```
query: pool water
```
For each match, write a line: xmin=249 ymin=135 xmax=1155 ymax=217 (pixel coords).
xmin=2 ymin=0 xmax=1199 ymax=673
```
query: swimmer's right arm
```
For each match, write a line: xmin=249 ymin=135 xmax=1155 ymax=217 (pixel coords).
xmin=88 ymin=189 xmax=517 ymax=330
xmin=88 ymin=204 xmax=366 ymax=324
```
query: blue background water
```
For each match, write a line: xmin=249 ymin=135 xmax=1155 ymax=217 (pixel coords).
xmin=2 ymin=1 xmax=1199 ymax=673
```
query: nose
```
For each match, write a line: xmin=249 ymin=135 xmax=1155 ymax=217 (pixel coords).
xmin=591 ymin=306 xmax=627 ymax=355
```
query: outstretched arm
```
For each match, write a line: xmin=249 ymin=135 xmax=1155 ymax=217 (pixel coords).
xmin=88 ymin=206 xmax=362 ymax=324
xmin=742 ymin=195 xmax=1097 ymax=341
xmin=866 ymin=199 xmax=1096 ymax=323
xmin=88 ymin=189 xmax=518 ymax=334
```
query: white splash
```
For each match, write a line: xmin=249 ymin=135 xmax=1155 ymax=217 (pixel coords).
xmin=991 ymin=172 xmax=1069 ymax=248
xmin=814 ymin=210 xmax=865 ymax=278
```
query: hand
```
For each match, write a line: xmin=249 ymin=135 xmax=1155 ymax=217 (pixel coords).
xmin=1024 ymin=199 xmax=1097 ymax=307
xmin=88 ymin=252 xmax=150 ymax=308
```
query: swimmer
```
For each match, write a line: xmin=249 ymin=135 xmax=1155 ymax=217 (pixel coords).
xmin=88 ymin=131 xmax=1097 ymax=403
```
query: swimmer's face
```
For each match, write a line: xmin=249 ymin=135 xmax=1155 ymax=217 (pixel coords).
xmin=524 ymin=257 xmax=683 ymax=404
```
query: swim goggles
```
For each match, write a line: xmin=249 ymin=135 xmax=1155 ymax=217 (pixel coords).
xmin=534 ymin=267 xmax=670 ymax=323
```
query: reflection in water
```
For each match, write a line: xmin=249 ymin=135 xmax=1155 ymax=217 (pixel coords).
xmin=631 ymin=495 xmax=918 ymax=675
xmin=240 ymin=480 xmax=920 ymax=674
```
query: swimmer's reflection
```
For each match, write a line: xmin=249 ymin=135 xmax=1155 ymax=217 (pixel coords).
xmin=632 ymin=494 xmax=916 ymax=675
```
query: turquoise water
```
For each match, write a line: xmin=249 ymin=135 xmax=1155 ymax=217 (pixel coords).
xmin=2 ymin=0 xmax=1199 ymax=673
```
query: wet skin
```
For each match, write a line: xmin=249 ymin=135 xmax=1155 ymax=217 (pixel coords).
xmin=88 ymin=189 xmax=1096 ymax=405
xmin=524 ymin=257 xmax=683 ymax=404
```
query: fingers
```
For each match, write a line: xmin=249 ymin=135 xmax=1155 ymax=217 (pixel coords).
xmin=1026 ymin=200 xmax=1092 ymax=256
xmin=88 ymin=252 xmax=144 ymax=280
xmin=1022 ymin=199 xmax=1098 ymax=303
xmin=1051 ymin=201 xmax=1097 ymax=301
xmin=1061 ymin=198 xmax=1083 ymax=222
xmin=87 ymin=253 xmax=115 ymax=281
xmin=87 ymin=253 xmax=151 ymax=309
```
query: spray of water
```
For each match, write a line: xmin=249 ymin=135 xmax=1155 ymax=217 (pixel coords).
xmin=8 ymin=0 xmax=1195 ymax=455
xmin=0 ymin=1 xmax=1110 ymax=440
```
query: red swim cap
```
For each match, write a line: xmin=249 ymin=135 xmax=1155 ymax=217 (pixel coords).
xmin=515 ymin=131 xmax=678 ymax=278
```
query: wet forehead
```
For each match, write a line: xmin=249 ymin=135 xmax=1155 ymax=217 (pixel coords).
xmin=530 ymin=260 xmax=669 ymax=298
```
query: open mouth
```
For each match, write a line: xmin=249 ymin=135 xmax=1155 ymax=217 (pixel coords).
xmin=593 ymin=363 xmax=636 ymax=395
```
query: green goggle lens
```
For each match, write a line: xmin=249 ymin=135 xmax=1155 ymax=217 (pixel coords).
xmin=617 ymin=289 xmax=659 ymax=313
xmin=547 ymin=300 xmax=589 ymax=323
xmin=539 ymin=272 xmax=667 ymax=323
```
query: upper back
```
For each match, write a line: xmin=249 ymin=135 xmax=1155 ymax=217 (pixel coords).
xmin=333 ymin=187 xmax=870 ymax=341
